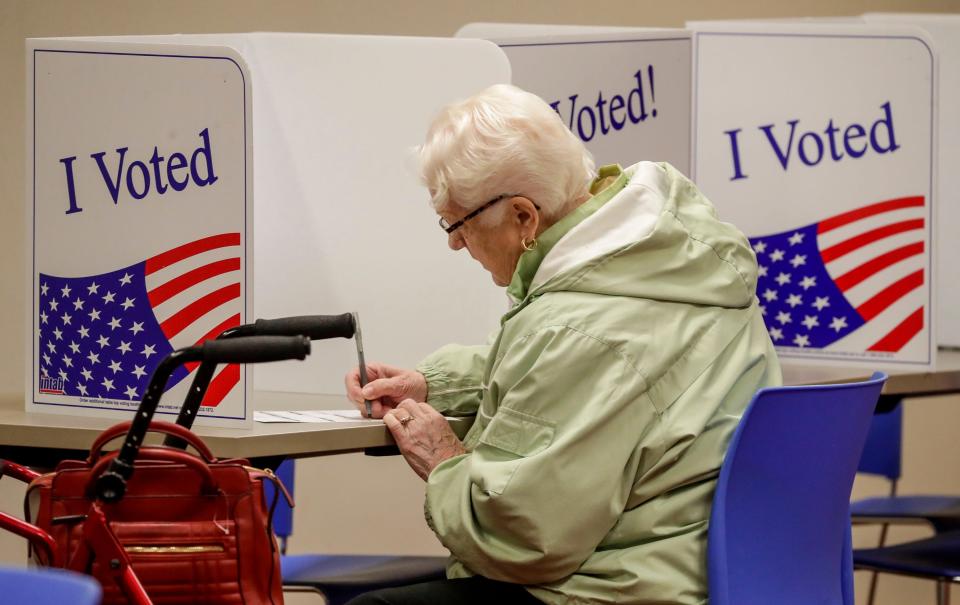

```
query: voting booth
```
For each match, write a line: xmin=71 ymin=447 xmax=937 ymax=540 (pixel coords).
xmin=688 ymin=20 xmax=938 ymax=369
xmin=457 ymin=24 xmax=692 ymax=172
xmin=25 ymin=21 xmax=947 ymax=430
xmin=26 ymin=34 xmax=511 ymax=425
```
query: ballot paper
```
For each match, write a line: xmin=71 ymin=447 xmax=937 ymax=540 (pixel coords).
xmin=254 ymin=410 xmax=380 ymax=423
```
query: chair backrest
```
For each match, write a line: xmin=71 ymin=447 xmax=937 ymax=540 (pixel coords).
xmin=264 ymin=458 xmax=295 ymax=547
xmin=0 ymin=565 xmax=102 ymax=604
xmin=856 ymin=401 xmax=902 ymax=481
xmin=708 ymin=372 xmax=887 ymax=605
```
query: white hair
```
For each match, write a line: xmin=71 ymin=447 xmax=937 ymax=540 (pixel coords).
xmin=418 ymin=84 xmax=596 ymax=224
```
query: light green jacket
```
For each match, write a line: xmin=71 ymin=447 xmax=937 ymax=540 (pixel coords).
xmin=418 ymin=162 xmax=782 ymax=604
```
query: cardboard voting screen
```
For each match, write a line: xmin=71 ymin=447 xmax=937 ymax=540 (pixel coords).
xmin=29 ymin=34 xmax=513 ymax=401
xmin=690 ymin=22 xmax=937 ymax=368
xmin=459 ymin=26 xmax=692 ymax=174
xmin=27 ymin=40 xmax=253 ymax=424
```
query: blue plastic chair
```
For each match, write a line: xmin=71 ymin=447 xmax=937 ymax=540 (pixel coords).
xmin=852 ymin=401 xmax=960 ymax=532
xmin=0 ymin=565 xmax=102 ymax=604
xmin=851 ymin=401 xmax=960 ymax=605
xmin=708 ymin=372 xmax=887 ymax=605
xmin=854 ymin=529 xmax=960 ymax=605
xmin=264 ymin=459 xmax=448 ymax=604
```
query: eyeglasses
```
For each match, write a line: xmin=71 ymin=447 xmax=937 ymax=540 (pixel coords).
xmin=438 ymin=193 xmax=539 ymax=234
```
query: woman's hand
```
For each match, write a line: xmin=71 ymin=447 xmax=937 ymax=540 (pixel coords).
xmin=384 ymin=400 xmax=466 ymax=480
xmin=344 ymin=363 xmax=428 ymax=419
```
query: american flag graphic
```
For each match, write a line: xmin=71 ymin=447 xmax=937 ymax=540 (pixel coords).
xmin=751 ymin=196 xmax=927 ymax=353
xmin=36 ymin=233 xmax=242 ymax=407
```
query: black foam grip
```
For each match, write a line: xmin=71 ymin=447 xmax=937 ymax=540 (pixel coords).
xmin=201 ymin=335 xmax=311 ymax=364
xmin=253 ymin=313 xmax=355 ymax=340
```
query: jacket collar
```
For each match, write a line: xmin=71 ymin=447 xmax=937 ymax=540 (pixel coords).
xmin=505 ymin=164 xmax=629 ymax=308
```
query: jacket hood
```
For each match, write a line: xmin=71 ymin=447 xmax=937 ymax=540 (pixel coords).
xmin=512 ymin=162 xmax=758 ymax=310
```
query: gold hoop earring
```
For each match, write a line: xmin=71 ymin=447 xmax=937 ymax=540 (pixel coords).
xmin=521 ymin=237 xmax=538 ymax=251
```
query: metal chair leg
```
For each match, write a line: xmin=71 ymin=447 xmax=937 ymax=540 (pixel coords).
xmin=937 ymin=580 xmax=950 ymax=605
xmin=865 ymin=522 xmax=890 ymax=605
xmin=866 ymin=480 xmax=899 ymax=605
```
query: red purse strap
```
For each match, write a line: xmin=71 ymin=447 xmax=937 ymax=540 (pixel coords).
xmin=86 ymin=448 xmax=219 ymax=497
xmin=88 ymin=421 xmax=216 ymax=465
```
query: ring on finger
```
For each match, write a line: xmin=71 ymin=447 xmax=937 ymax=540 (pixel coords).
xmin=399 ymin=415 xmax=415 ymax=426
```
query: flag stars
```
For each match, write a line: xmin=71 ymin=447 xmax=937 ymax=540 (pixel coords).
xmin=61 ymin=312 xmax=72 ymax=325
xmin=769 ymin=249 xmax=785 ymax=262
xmin=812 ymin=296 xmax=830 ymax=311
xmin=762 ymin=288 xmax=779 ymax=302
xmin=131 ymin=365 xmax=147 ymax=379
xmin=786 ymin=294 xmax=803 ymax=308
xmin=788 ymin=232 xmax=805 ymax=246
xmin=830 ymin=316 xmax=848 ymax=332
xmin=87 ymin=351 xmax=100 ymax=365
xmin=142 ymin=344 xmax=156 ymax=359
xmin=117 ymin=341 xmax=132 ymax=355
xmin=799 ymin=276 xmax=818 ymax=290
xmin=78 ymin=326 xmax=90 ymax=339
xmin=129 ymin=321 xmax=144 ymax=335
xmin=87 ymin=282 xmax=100 ymax=295
xmin=40 ymin=311 xmax=48 ymax=325
xmin=97 ymin=335 xmax=110 ymax=348
xmin=49 ymin=299 xmax=59 ymax=311
xmin=758 ymin=265 xmax=768 ymax=277
xmin=62 ymin=354 xmax=73 ymax=368
xmin=60 ymin=284 xmax=71 ymax=298
xmin=69 ymin=341 xmax=80 ymax=354
xmin=753 ymin=241 xmax=768 ymax=254
xmin=72 ymin=298 xmax=84 ymax=311
xmin=58 ymin=369 xmax=68 ymax=381
xmin=80 ymin=368 xmax=93 ymax=381
xmin=774 ymin=272 xmax=792 ymax=286
xmin=101 ymin=377 xmax=115 ymax=392
xmin=46 ymin=342 xmax=56 ymax=354
xmin=102 ymin=291 xmax=115 ymax=304
xmin=793 ymin=334 xmax=811 ymax=347
xmin=789 ymin=254 xmax=807 ymax=268
xmin=124 ymin=386 xmax=138 ymax=400
xmin=40 ymin=283 xmax=49 ymax=296
xmin=776 ymin=311 xmax=792 ymax=325
xmin=88 ymin=308 xmax=101 ymax=322
xmin=42 ymin=353 xmax=51 ymax=365
xmin=760 ymin=304 xmax=766 ymax=315
xmin=769 ymin=327 xmax=784 ymax=341
xmin=802 ymin=315 xmax=820 ymax=330
xmin=52 ymin=327 xmax=63 ymax=341
xmin=121 ymin=297 xmax=135 ymax=311
xmin=77 ymin=383 xmax=88 ymax=396
xmin=109 ymin=360 xmax=122 ymax=374
xmin=119 ymin=273 xmax=133 ymax=286
xmin=108 ymin=317 xmax=121 ymax=330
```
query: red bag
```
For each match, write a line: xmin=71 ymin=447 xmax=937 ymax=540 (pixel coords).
xmin=25 ymin=420 xmax=290 ymax=605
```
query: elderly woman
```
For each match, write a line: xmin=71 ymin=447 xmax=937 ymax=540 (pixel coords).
xmin=345 ymin=84 xmax=781 ymax=605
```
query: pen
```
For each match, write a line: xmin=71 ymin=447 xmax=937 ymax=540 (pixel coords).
xmin=352 ymin=312 xmax=373 ymax=418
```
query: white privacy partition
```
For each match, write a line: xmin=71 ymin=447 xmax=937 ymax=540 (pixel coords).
xmin=688 ymin=21 xmax=937 ymax=369
xmin=458 ymin=24 xmax=692 ymax=173
xmin=27 ymin=34 xmax=512 ymax=425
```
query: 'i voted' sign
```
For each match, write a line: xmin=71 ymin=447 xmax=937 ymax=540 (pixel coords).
xmin=27 ymin=42 xmax=253 ymax=423
xmin=476 ymin=30 xmax=692 ymax=173
xmin=692 ymin=25 xmax=936 ymax=368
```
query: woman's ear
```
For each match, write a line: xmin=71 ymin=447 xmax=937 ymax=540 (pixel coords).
xmin=512 ymin=196 xmax=540 ymax=235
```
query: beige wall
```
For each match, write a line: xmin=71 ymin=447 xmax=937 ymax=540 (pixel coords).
xmin=2 ymin=2 xmax=959 ymax=604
